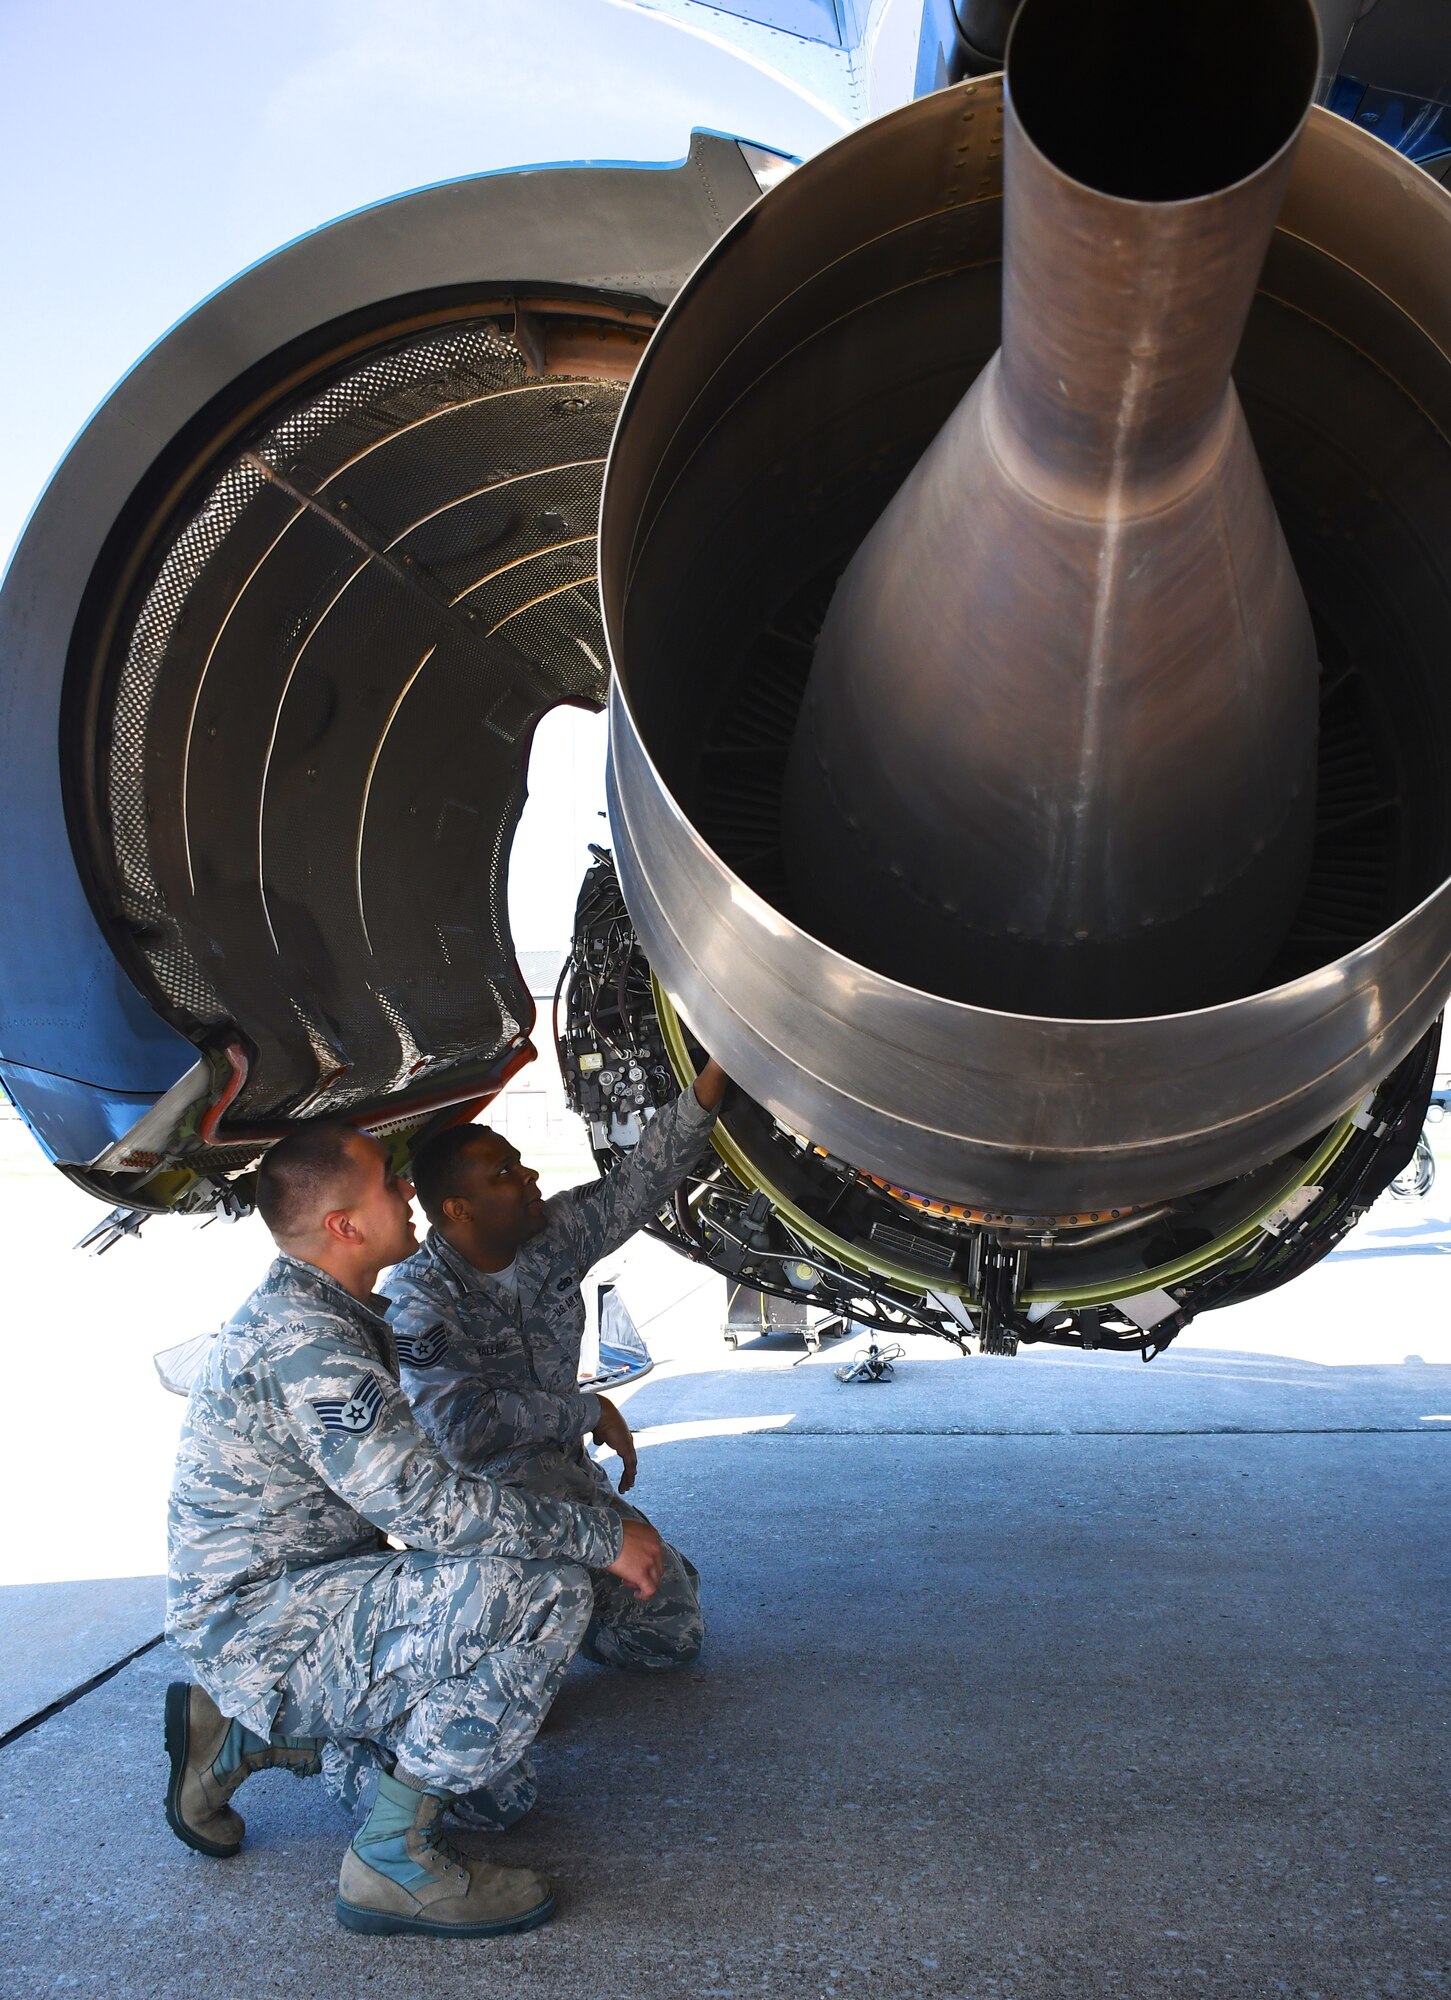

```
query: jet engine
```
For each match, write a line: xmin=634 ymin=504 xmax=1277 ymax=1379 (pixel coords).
xmin=1 ymin=0 xmax=1449 ymax=1362
xmin=583 ymin=0 xmax=1451 ymax=1353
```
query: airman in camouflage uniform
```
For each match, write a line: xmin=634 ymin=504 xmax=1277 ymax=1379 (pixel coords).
xmin=385 ymin=1074 xmax=723 ymax=1830
xmin=164 ymin=1121 xmax=668 ymax=1939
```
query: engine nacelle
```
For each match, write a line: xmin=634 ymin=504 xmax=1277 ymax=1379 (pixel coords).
xmin=602 ymin=42 xmax=1451 ymax=1221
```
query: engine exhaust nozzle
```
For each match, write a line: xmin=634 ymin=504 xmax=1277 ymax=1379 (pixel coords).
xmin=784 ymin=0 xmax=1323 ymax=1017
xmin=601 ymin=55 xmax=1451 ymax=1211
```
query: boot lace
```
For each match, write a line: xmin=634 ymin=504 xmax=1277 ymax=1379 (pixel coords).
xmin=419 ymin=1816 xmax=472 ymax=1886
xmin=236 ymin=1744 xmax=322 ymax=1784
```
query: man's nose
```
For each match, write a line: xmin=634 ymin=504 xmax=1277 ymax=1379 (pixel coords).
xmin=400 ymin=1178 xmax=415 ymax=1199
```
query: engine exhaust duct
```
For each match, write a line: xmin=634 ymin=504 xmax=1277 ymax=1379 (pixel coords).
xmin=784 ymin=0 xmax=1321 ymax=1017
xmin=602 ymin=29 xmax=1451 ymax=1213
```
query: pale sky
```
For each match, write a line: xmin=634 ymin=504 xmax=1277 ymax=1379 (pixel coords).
xmin=0 ymin=0 xmax=843 ymax=947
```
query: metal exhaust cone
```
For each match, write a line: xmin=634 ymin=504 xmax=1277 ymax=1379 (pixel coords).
xmin=783 ymin=0 xmax=1323 ymax=1017
xmin=602 ymin=36 xmax=1451 ymax=1212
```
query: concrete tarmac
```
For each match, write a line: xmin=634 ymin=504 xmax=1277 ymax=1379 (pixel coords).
xmin=1 ymin=1103 xmax=1447 ymax=1997
xmin=0 ymin=1349 xmax=1446 ymax=1999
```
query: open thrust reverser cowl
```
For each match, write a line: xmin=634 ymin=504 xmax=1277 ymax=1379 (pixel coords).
xmin=602 ymin=0 xmax=1451 ymax=1215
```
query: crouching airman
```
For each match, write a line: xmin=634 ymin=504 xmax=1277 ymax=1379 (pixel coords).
xmin=164 ymin=1119 xmax=663 ymax=1938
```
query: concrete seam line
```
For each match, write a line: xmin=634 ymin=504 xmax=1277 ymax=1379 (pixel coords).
xmin=705 ymin=1426 xmax=1451 ymax=1438
xmin=0 ymin=1632 xmax=164 ymax=1754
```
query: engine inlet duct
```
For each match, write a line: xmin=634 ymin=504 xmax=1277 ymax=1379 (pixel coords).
xmin=603 ymin=3 xmax=1451 ymax=1214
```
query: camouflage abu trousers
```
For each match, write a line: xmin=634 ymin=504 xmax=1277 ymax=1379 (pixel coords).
xmin=583 ymin=1491 xmax=704 ymax=1673
xmin=313 ymin=1456 xmax=703 ymax=1823
xmin=322 ymin=1456 xmax=704 ymax=1826
xmin=507 ymin=1447 xmax=705 ymax=1675
xmin=269 ymin=1547 xmax=591 ymax=1804
xmin=433 ymin=1454 xmax=707 ymax=1829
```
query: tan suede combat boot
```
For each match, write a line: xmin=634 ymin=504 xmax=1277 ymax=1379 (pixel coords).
xmin=163 ymin=1680 xmax=320 ymax=1858
xmin=336 ymin=1769 xmax=555 ymax=1937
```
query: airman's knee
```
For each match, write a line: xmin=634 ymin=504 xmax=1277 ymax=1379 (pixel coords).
xmin=550 ymin=1560 xmax=596 ymax=1646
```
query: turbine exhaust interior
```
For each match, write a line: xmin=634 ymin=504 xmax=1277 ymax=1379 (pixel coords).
xmin=602 ymin=0 xmax=1451 ymax=1259
xmin=785 ymin=0 xmax=1322 ymax=1020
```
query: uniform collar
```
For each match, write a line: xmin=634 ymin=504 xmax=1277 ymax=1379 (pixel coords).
xmin=271 ymin=1252 xmax=393 ymax=1327
xmin=426 ymin=1227 xmax=533 ymax=1305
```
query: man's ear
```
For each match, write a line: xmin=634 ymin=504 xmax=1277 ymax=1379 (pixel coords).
xmin=322 ymin=1206 xmax=362 ymax=1246
xmin=441 ymin=1194 xmax=470 ymax=1225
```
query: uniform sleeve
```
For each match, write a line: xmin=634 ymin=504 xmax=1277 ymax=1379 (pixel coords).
xmin=389 ymin=1285 xmax=602 ymax=1467
xmin=551 ymin=1083 xmax=716 ymax=1277
xmin=269 ymin=1320 xmax=622 ymax=1570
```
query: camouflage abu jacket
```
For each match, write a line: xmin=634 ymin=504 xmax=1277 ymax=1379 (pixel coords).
xmin=166 ymin=1253 xmax=625 ymax=1736
xmin=386 ymin=1085 xmax=716 ymax=1476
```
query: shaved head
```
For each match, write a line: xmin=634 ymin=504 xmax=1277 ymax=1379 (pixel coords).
xmin=255 ymin=1122 xmax=365 ymax=1242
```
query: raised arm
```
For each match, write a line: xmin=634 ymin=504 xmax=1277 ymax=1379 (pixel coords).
xmin=554 ymin=1063 xmax=726 ymax=1275
xmin=692 ymin=1058 xmax=727 ymax=1113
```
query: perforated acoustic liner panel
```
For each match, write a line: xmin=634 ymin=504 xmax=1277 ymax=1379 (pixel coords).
xmin=93 ymin=319 xmax=625 ymax=1126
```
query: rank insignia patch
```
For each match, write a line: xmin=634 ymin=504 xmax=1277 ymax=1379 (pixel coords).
xmin=394 ymin=1323 xmax=448 ymax=1368
xmin=312 ymin=1373 xmax=385 ymax=1436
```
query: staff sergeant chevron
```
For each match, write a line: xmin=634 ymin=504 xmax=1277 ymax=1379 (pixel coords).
xmin=311 ymin=1374 xmax=386 ymax=1436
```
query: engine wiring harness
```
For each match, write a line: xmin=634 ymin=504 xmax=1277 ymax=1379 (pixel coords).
xmin=560 ymin=850 xmax=1439 ymax=1363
